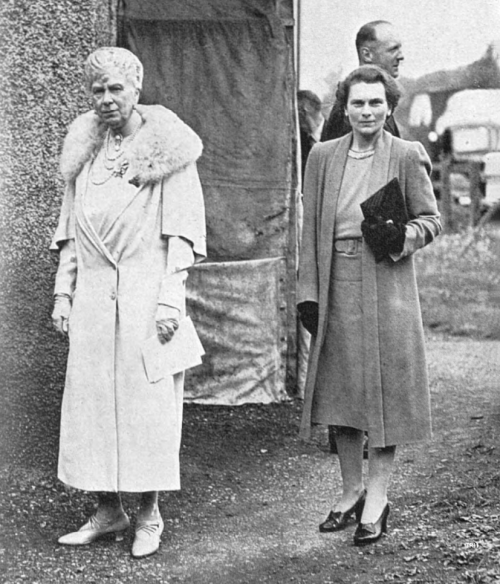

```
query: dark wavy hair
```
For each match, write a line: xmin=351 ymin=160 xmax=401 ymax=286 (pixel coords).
xmin=336 ymin=65 xmax=401 ymax=114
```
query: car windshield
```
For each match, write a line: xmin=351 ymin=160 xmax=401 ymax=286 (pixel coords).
xmin=452 ymin=126 xmax=490 ymax=153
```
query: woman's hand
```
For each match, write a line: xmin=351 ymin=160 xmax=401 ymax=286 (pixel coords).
xmin=52 ymin=295 xmax=72 ymax=336
xmin=156 ymin=305 xmax=180 ymax=343
xmin=361 ymin=216 xmax=406 ymax=262
xmin=298 ymin=301 xmax=319 ymax=336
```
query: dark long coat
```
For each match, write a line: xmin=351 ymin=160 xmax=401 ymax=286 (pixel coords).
xmin=298 ymin=131 xmax=442 ymax=447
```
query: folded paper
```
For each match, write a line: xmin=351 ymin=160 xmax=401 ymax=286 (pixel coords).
xmin=142 ymin=316 xmax=205 ymax=383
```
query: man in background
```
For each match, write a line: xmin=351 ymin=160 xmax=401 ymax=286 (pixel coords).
xmin=321 ymin=20 xmax=404 ymax=141
xmin=297 ymin=90 xmax=325 ymax=178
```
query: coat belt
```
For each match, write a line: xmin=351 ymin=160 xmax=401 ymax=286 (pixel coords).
xmin=334 ymin=238 xmax=363 ymax=255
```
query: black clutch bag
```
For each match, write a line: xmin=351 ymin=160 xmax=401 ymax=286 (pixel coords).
xmin=360 ymin=177 xmax=409 ymax=224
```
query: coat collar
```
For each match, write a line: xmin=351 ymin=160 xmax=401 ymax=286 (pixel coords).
xmin=60 ymin=105 xmax=203 ymax=185
xmin=368 ymin=129 xmax=393 ymax=194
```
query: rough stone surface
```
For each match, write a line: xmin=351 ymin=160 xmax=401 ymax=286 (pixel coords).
xmin=0 ymin=0 xmax=114 ymax=440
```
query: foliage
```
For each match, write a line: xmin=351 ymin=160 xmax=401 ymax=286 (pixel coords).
xmin=415 ymin=229 xmax=500 ymax=339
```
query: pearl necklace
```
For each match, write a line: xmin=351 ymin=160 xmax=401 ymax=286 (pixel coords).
xmin=90 ymin=155 xmax=130 ymax=186
xmin=90 ymin=119 xmax=142 ymax=185
xmin=105 ymin=132 xmax=125 ymax=162
xmin=105 ymin=118 xmax=142 ymax=161
xmin=348 ymin=148 xmax=375 ymax=160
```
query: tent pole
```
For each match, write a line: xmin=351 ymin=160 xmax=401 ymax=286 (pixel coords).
xmin=295 ymin=0 xmax=301 ymax=89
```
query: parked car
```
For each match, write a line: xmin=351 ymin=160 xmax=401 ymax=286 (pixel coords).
xmin=434 ymin=89 xmax=500 ymax=208
xmin=435 ymin=89 xmax=500 ymax=162
xmin=483 ymin=151 xmax=500 ymax=209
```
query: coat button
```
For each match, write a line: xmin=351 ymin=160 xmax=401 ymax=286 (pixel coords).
xmin=110 ymin=291 xmax=116 ymax=300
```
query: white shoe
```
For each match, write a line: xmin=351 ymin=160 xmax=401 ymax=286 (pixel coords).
xmin=58 ymin=513 xmax=130 ymax=545
xmin=131 ymin=515 xmax=164 ymax=558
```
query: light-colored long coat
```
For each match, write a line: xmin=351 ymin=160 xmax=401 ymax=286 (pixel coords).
xmin=51 ymin=105 xmax=206 ymax=492
xmin=298 ymin=131 xmax=441 ymax=447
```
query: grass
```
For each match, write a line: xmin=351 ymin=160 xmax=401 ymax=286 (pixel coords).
xmin=415 ymin=227 xmax=500 ymax=339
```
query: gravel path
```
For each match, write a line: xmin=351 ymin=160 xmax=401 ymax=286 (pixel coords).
xmin=1 ymin=334 xmax=499 ymax=583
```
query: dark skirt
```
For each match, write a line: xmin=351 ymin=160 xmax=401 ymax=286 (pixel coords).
xmin=312 ymin=249 xmax=367 ymax=429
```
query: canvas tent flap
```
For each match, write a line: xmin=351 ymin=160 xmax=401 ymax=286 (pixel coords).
xmin=120 ymin=4 xmax=294 ymax=262
xmin=184 ymin=258 xmax=290 ymax=404
xmin=120 ymin=0 xmax=286 ymax=22
xmin=119 ymin=0 xmax=298 ymax=402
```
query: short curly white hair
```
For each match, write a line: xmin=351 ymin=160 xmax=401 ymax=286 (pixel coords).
xmin=84 ymin=47 xmax=143 ymax=91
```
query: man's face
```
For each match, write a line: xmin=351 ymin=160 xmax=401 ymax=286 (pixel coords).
xmin=298 ymin=100 xmax=323 ymax=135
xmin=368 ymin=25 xmax=404 ymax=78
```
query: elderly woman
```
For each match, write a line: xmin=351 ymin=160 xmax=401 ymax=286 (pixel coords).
xmin=298 ymin=65 xmax=441 ymax=545
xmin=51 ymin=47 xmax=206 ymax=558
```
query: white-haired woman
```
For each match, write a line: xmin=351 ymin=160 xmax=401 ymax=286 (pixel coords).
xmin=51 ymin=47 xmax=206 ymax=558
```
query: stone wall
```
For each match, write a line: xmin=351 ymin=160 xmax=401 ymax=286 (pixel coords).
xmin=0 ymin=0 xmax=114 ymax=464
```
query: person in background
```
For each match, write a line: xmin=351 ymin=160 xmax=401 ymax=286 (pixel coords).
xmin=51 ymin=47 xmax=206 ymax=558
xmin=298 ymin=90 xmax=325 ymax=179
xmin=321 ymin=20 xmax=404 ymax=142
xmin=298 ymin=65 xmax=441 ymax=545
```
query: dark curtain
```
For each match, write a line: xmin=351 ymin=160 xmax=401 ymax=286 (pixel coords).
xmin=118 ymin=0 xmax=295 ymax=262
xmin=117 ymin=0 xmax=298 ymax=401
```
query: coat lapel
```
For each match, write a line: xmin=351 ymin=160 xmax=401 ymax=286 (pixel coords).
xmin=316 ymin=133 xmax=351 ymax=345
xmin=367 ymin=130 xmax=393 ymax=196
xmin=75 ymin=163 xmax=117 ymax=267
xmin=98 ymin=180 xmax=144 ymax=245
xmin=300 ymin=134 xmax=350 ymax=438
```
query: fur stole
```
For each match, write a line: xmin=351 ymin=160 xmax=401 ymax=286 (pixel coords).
xmin=60 ymin=105 xmax=203 ymax=185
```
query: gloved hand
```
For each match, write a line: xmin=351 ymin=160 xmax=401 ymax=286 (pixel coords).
xmin=52 ymin=294 xmax=72 ymax=336
xmin=298 ymin=301 xmax=319 ymax=336
xmin=156 ymin=304 xmax=180 ymax=343
xmin=361 ymin=216 xmax=406 ymax=262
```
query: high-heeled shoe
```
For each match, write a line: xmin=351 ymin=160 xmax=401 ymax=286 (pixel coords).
xmin=319 ymin=489 xmax=366 ymax=533
xmin=58 ymin=512 xmax=130 ymax=545
xmin=131 ymin=515 xmax=164 ymax=558
xmin=353 ymin=503 xmax=390 ymax=546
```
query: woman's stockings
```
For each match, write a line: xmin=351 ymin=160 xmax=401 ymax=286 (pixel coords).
xmin=138 ymin=491 xmax=160 ymax=522
xmin=362 ymin=445 xmax=396 ymax=523
xmin=94 ymin=491 xmax=160 ymax=523
xmin=333 ymin=426 xmax=365 ymax=511
xmin=96 ymin=492 xmax=124 ymax=522
xmin=334 ymin=426 xmax=396 ymax=523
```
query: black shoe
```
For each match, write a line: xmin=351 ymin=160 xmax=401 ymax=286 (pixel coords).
xmin=319 ymin=490 xmax=366 ymax=533
xmin=353 ymin=503 xmax=390 ymax=546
